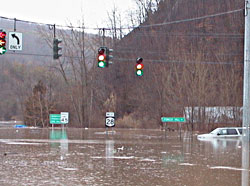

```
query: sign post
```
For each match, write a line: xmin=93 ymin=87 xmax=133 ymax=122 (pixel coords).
xmin=161 ymin=117 xmax=186 ymax=139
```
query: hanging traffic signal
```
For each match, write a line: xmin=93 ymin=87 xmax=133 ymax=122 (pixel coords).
xmin=97 ymin=47 xmax=114 ymax=68
xmin=0 ymin=30 xmax=7 ymax=55
xmin=98 ymin=47 xmax=107 ymax=68
xmin=136 ymin=57 xmax=144 ymax=76
xmin=53 ymin=38 xmax=62 ymax=60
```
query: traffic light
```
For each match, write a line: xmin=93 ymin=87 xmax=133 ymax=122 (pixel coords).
xmin=0 ymin=30 xmax=7 ymax=55
xmin=53 ymin=38 xmax=62 ymax=59
xmin=97 ymin=47 xmax=107 ymax=68
xmin=97 ymin=47 xmax=114 ymax=68
xmin=135 ymin=57 xmax=144 ymax=76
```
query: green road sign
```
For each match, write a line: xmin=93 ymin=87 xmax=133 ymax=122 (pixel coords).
xmin=50 ymin=114 xmax=61 ymax=124
xmin=161 ymin=117 xmax=186 ymax=122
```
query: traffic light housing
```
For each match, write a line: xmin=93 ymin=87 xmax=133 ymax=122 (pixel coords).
xmin=136 ymin=57 xmax=144 ymax=76
xmin=97 ymin=47 xmax=107 ymax=68
xmin=53 ymin=38 xmax=62 ymax=59
xmin=97 ymin=47 xmax=113 ymax=68
xmin=0 ymin=30 xmax=7 ymax=55
xmin=107 ymin=48 xmax=113 ymax=64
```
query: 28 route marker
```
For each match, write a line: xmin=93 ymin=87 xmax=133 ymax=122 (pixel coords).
xmin=106 ymin=112 xmax=115 ymax=127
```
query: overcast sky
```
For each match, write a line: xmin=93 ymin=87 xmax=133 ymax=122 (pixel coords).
xmin=1 ymin=0 xmax=136 ymax=30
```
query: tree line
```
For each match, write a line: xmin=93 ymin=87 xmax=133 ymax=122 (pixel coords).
xmin=0 ymin=0 xmax=244 ymax=131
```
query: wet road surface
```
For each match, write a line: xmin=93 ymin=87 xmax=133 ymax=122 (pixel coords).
xmin=0 ymin=128 xmax=249 ymax=186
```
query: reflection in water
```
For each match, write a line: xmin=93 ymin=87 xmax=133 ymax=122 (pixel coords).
xmin=198 ymin=134 xmax=250 ymax=186
xmin=242 ymin=130 xmax=249 ymax=186
xmin=49 ymin=129 xmax=68 ymax=160
xmin=0 ymin=128 xmax=248 ymax=185
xmin=162 ymin=131 xmax=192 ymax=167
xmin=198 ymin=138 xmax=242 ymax=155
xmin=105 ymin=140 xmax=114 ymax=167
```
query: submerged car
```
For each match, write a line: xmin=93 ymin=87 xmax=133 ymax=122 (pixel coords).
xmin=197 ymin=127 xmax=242 ymax=140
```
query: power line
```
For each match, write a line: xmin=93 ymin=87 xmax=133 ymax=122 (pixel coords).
xmin=0 ymin=16 xmax=96 ymax=31
xmin=6 ymin=52 xmax=81 ymax=59
xmin=130 ymin=30 xmax=244 ymax=36
xmin=130 ymin=8 xmax=244 ymax=29
xmin=1 ymin=16 xmax=244 ymax=38
xmin=1 ymin=7 xmax=244 ymax=66
xmin=5 ymin=52 xmax=243 ymax=65
xmin=126 ymin=33 xmax=244 ymax=39
xmin=115 ymin=58 xmax=243 ymax=65
xmin=0 ymin=8 xmax=244 ymax=31
xmin=127 ymin=31 xmax=244 ymax=38
xmin=113 ymin=50 xmax=243 ymax=57
xmin=6 ymin=49 xmax=243 ymax=59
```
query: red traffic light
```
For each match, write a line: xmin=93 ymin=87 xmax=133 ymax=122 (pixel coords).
xmin=136 ymin=57 xmax=143 ymax=64
xmin=98 ymin=48 xmax=106 ymax=61
xmin=0 ymin=31 xmax=6 ymax=39
xmin=136 ymin=63 xmax=144 ymax=70
xmin=98 ymin=48 xmax=105 ymax=55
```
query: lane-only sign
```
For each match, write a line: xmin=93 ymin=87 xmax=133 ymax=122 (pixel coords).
xmin=9 ymin=32 xmax=22 ymax=51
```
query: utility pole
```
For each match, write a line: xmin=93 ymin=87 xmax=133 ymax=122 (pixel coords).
xmin=242 ymin=1 xmax=250 ymax=186
xmin=102 ymin=28 xmax=105 ymax=46
xmin=243 ymin=1 xmax=250 ymax=139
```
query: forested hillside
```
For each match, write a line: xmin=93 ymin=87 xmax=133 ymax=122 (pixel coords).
xmin=106 ymin=0 xmax=244 ymax=129
xmin=0 ymin=0 xmax=245 ymax=130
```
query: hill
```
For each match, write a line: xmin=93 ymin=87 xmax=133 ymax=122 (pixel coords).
xmin=107 ymin=0 xmax=244 ymax=129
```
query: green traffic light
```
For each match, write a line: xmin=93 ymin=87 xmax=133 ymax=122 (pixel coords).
xmin=0 ymin=47 xmax=6 ymax=55
xmin=136 ymin=70 xmax=143 ymax=76
xmin=98 ymin=61 xmax=106 ymax=68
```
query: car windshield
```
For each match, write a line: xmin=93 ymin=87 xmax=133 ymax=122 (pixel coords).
xmin=210 ymin=128 xmax=220 ymax=134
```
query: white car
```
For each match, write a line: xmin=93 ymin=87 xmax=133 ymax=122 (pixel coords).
xmin=197 ymin=127 xmax=242 ymax=140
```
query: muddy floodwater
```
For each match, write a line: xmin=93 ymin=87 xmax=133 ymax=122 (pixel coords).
xmin=0 ymin=128 xmax=249 ymax=186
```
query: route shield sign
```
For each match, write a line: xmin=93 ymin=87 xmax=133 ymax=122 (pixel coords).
xmin=60 ymin=112 xmax=69 ymax=124
xmin=9 ymin=32 xmax=22 ymax=51
xmin=106 ymin=112 xmax=115 ymax=127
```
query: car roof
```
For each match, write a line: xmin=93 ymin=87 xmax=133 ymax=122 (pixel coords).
xmin=216 ymin=127 xmax=242 ymax=129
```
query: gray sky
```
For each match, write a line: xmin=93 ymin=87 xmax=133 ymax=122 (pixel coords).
xmin=2 ymin=0 xmax=136 ymax=29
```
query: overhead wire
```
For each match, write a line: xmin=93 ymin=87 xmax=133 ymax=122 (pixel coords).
xmin=0 ymin=7 xmax=245 ymax=66
xmin=0 ymin=8 xmax=244 ymax=31
xmin=114 ymin=58 xmax=243 ymax=65
xmin=113 ymin=49 xmax=243 ymax=57
xmin=5 ymin=52 xmax=243 ymax=66
xmin=128 ymin=8 xmax=244 ymax=29
xmin=125 ymin=31 xmax=244 ymax=37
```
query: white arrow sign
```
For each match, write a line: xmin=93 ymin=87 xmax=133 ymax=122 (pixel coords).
xmin=9 ymin=32 xmax=22 ymax=51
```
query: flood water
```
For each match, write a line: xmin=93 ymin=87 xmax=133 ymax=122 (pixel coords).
xmin=0 ymin=128 xmax=249 ymax=186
